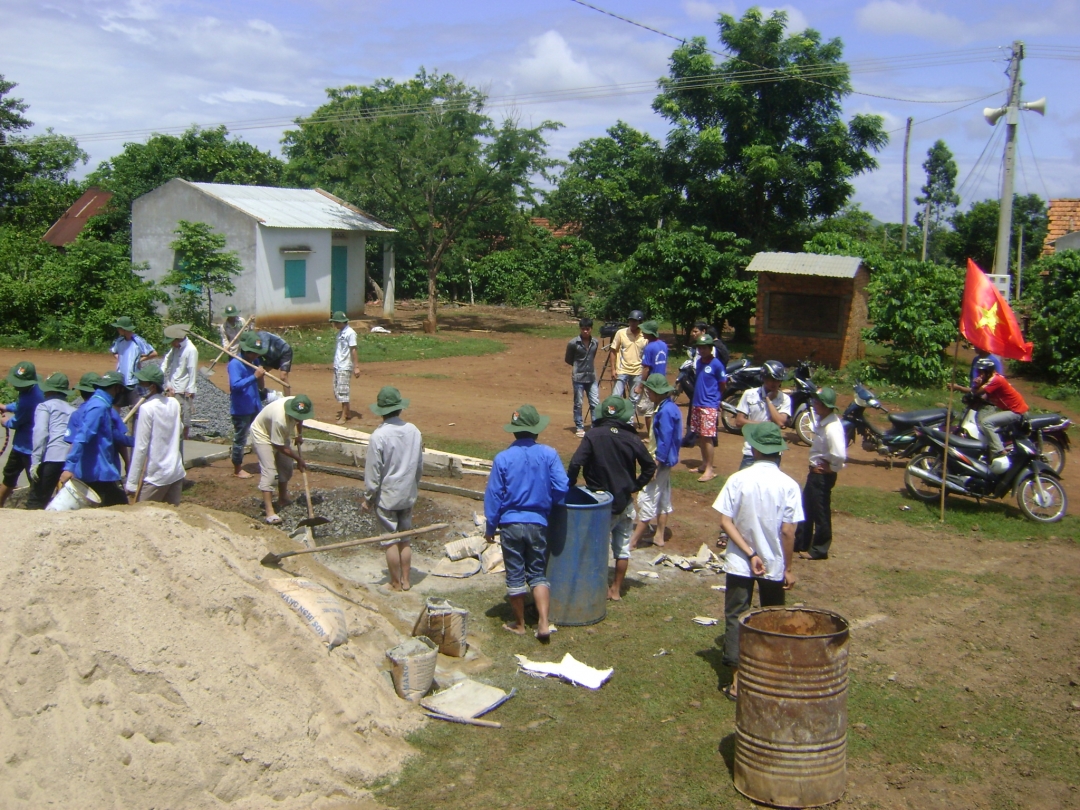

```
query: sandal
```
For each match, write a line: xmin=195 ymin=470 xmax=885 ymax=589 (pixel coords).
xmin=265 ymin=515 xmax=283 ymax=525
xmin=721 ymin=684 xmax=737 ymax=702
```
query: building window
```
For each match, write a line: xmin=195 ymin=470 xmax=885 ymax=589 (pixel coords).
xmin=764 ymin=291 xmax=846 ymax=338
xmin=284 ymin=259 xmax=307 ymax=299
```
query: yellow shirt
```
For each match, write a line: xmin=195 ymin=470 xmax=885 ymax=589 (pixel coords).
xmin=250 ymin=397 xmax=298 ymax=447
xmin=611 ymin=327 xmax=647 ymax=376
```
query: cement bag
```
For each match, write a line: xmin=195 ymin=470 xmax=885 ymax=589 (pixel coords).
xmin=387 ymin=636 xmax=438 ymax=701
xmin=444 ymin=534 xmax=487 ymax=561
xmin=412 ymin=597 xmax=469 ymax=657
xmin=268 ymin=578 xmax=348 ymax=650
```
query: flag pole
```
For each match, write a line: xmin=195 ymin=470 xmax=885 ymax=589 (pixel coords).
xmin=940 ymin=338 xmax=960 ymax=522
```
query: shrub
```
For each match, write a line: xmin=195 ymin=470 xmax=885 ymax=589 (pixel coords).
xmin=1029 ymin=250 xmax=1080 ymax=385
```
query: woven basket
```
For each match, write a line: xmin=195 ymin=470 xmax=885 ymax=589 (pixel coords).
xmin=386 ymin=636 xmax=438 ymax=701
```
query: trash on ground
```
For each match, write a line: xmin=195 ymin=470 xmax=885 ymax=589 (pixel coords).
xmin=430 ymin=557 xmax=482 ymax=578
xmin=268 ymin=578 xmax=348 ymax=650
xmin=710 ymin=584 xmax=727 ymax=591
xmin=480 ymin=542 xmax=505 ymax=574
xmin=370 ymin=325 xmax=391 ymax=333
xmin=636 ymin=570 xmax=660 ymax=579
xmin=651 ymin=545 xmax=724 ymax=574
xmin=472 ymin=511 xmax=484 ymax=527
xmin=387 ymin=636 xmax=439 ymax=702
xmin=653 ymin=649 xmax=670 ymax=657
xmin=650 ymin=553 xmax=666 ymax=566
xmin=445 ymin=534 xmax=487 ymax=560
xmin=692 ymin=616 xmax=719 ymax=626
xmin=413 ymin=597 xmax=469 ymax=656
xmin=514 ymin=652 xmax=613 ymax=690
xmin=420 ymin=679 xmax=514 ymax=721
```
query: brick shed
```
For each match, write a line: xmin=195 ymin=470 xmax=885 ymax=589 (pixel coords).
xmin=748 ymin=252 xmax=869 ymax=369
xmin=1041 ymin=199 xmax=1080 ymax=256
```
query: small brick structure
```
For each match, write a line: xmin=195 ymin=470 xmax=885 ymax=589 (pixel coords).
xmin=748 ymin=252 xmax=870 ymax=370
xmin=1042 ymin=199 xmax=1080 ymax=256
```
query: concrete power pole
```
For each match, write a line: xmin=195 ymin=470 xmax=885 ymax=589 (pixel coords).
xmin=991 ymin=42 xmax=1025 ymax=277
xmin=901 ymin=117 xmax=913 ymax=252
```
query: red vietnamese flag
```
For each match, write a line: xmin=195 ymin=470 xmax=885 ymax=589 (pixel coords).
xmin=959 ymin=259 xmax=1033 ymax=362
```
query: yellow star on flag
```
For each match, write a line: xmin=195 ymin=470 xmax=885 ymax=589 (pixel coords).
xmin=975 ymin=302 xmax=1000 ymax=332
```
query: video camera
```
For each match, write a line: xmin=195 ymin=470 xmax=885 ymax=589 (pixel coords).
xmin=600 ymin=321 xmax=626 ymax=340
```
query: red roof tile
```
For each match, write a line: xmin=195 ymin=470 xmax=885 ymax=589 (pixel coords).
xmin=530 ymin=217 xmax=581 ymax=238
xmin=41 ymin=187 xmax=114 ymax=247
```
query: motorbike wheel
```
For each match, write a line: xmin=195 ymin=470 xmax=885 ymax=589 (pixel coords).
xmin=795 ymin=408 xmax=817 ymax=445
xmin=1037 ymin=435 xmax=1067 ymax=475
xmin=720 ymin=395 xmax=741 ymax=434
xmin=904 ymin=453 xmax=944 ymax=502
xmin=1017 ymin=475 xmax=1067 ymax=523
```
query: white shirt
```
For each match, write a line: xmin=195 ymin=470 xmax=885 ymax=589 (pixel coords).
xmin=809 ymin=412 xmax=847 ymax=472
xmin=126 ymin=394 xmax=185 ymax=490
xmin=334 ymin=325 xmax=357 ymax=370
xmin=713 ymin=460 xmax=803 ymax=581
xmin=736 ymin=386 xmax=792 ymax=456
xmin=250 ymin=397 xmax=298 ymax=447
xmin=163 ymin=338 xmax=199 ymax=395
xmin=365 ymin=417 xmax=424 ymax=511
xmin=32 ymin=397 xmax=76 ymax=467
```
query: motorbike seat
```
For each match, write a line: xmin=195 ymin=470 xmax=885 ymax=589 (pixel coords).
xmin=726 ymin=359 xmax=748 ymax=374
xmin=887 ymin=408 xmax=947 ymax=428
xmin=1027 ymin=413 xmax=1064 ymax=430
xmin=927 ymin=426 xmax=985 ymax=452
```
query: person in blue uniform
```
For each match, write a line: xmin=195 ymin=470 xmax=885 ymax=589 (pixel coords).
xmin=1 ymin=361 xmax=45 ymax=508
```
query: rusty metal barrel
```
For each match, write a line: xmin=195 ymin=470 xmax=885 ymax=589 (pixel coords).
xmin=733 ymin=607 xmax=850 ymax=808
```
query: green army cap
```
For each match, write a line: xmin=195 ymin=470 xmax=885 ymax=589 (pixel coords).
xmin=370 ymin=386 xmax=409 ymax=416
xmin=284 ymin=394 xmax=314 ymax=421
xmin=504 ymin=404 xmax=550 ymax=435
xmin=40 ymin=372 xmax=71 ymax=395
xmin=6 ymin=361 xmax=39 ymax=389
xmin=134 ymin=365 xmax=165 ymax=387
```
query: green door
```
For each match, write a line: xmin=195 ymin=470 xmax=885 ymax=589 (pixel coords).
xmin=331 ymin=245 xmax=348 ymax=314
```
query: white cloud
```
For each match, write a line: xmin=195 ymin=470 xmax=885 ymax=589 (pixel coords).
xmin=509 ymin=30 xmax=604 ymax=93
xmin=200 ymin=88 xmax=305 ymax=107
xmin=682 ymin=1 xmax=734 ymax=22
xmin=855 ymin=1 xmax=968 ymax=43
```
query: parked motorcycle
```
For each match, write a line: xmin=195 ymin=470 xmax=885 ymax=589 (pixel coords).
xmin=837 ymin=382 xmax=954 ymax=466
xmin=904 ymin=423 xmax=1067 ymax=523
xmin=787 ymin=360 xmax=819 ymax=445
xmin=719 ymin=358 xmax=765 ymax=433
xmin=954 ymin=394 xmax=1070 ymax=474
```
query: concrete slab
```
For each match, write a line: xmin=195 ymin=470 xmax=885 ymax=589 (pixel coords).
xmin=183 ymin=440 xmax=231 ymax=469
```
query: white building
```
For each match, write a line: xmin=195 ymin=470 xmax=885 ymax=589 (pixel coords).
xmin=132 ymin=179 xmax=396 ymax=326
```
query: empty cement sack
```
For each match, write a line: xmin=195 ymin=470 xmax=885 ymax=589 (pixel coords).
xmin=412 ymin=597 xmax=469 ymax=657
xmin=387 ymin=636 xmax=439 ymax=701
xmin=268 ymin=577 xmax=348 ymax=650
xmin=444 ymin=534 xmax=487 ymax=561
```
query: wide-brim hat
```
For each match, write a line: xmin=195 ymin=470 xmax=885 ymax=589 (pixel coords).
xmin=163 ymin=323 xmax=190 ymax=340
xmin=40 ymin=372 xmax=70 ymax=395
xmin=814 ymin=386 xmax=839 ymax=410
xmin=111 ymin=316 xmax=135 ymax=331
xmin=223 ymin=305 xmax=240 ymax=317
xmin=239 ymin=334 xmax=269 ymax=356
xmin=95 ymin=370 xmax=131 ymax=389
xmin=743 ymin=422 xmax=788 ymax=455
xmin=643 ymin=373 xmax=675 ymax=396
xmin=284 ymin=394 xmax=314 ymax=421
xmin=371 ymin=386 xmax=409 ymax=415
xmin=695 ymin=335 xmax=715 ymax=347
xmin=504 ymin=404 xmax=550 ymax=434
xmin=134 ymin=365 xmax=165 ymax=386
xmin=640 ymin=320 xmax=660 ymax=337
xmin=75 ymin=372 xmax=101 ymax=393
xmin=330 ymin=311 xmax=349 ymax=323
xmin=595 ymin=395 xmax=634 ymax=424
xmin=6 ymin=361 xmax=39 ymax=388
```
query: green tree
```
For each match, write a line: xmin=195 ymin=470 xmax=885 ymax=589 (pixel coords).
xmin=163 ymin=221 xmax=242 ymax=331
xmin=943 ymin=195 xmax=1048 ymax=279
xmin=913 ymin=140 xmax=959 ymax=261
xmin=652 ymin=9 xmax=887 ymax=251
xmin=87 ymin=125 xmax=285 ymax=243
xmin=1029 ymin=250 xmax=1080 ymax=385
xmin=0 ymin=75 xmax=33 ymax=207
xmin=546 ymin=122 xmax=667 ymax=262
xmin=284 ymin=69 xmax=560 ymax=330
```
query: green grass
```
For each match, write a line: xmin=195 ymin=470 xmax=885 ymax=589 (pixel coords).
xmin=423 ymin=434 xmax=505 ymax=461
xmin=833 ymin=485 xmax=1080 ymax=543
xmin=518 ymin=322 xmax=580 ymax=339
xmin=671 ymin=469 xmax=728 ymax=495
xmin=1035 ymin=383 xmax=1080 ymax=419
xmin=282 ymin=327 xmax=505 ymax=365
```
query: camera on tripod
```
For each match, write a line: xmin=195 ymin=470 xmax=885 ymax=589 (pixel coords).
xmin=600 ymin=321 xmax=626 ymax=339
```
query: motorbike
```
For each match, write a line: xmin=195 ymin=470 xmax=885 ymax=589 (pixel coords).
xmin=904 ymin=422 xmax=1067 ymax=523
xmin=954 ymin=394 xmax=1070 ymax=474
xmin=786 ymin=360 xmax=819 ymax=445
xmin=837 ymin=382 xmax=954 ymax=467
xmin=719 ymin=358 xmax=765 ymax=433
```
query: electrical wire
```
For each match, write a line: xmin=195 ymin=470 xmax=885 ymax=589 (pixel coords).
xmin=1020 ymin=115 xmax=1052 ymax=202
xmin=884 ymin=90 xmax=1005 ymax=135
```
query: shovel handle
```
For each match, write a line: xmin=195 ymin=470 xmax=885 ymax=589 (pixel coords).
xmin=262 ymin=523 xmax=449 ymax=563
xmin=123 ymin=396 xmax=148 ymax=426
xmin=208 ymin=315 xmax=254 ymax=371
xmin=184 ymin=331 xmax=287 ymax=386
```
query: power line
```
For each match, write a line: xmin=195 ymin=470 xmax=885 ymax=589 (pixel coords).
xmin=885 ymin=90 xmax=1005 ymax=135
xmin=1021 ymin=115 xmax=1052 ymax=202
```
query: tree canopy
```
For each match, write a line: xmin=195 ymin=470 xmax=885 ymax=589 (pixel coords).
xmin=652 ymin=9 xmax=887 ymax=251
xmin=914 ymin=139 xmax=959 ymax=261
xmin=943 ymin=195 xmax=1047 ymax=274
xmin=284 ymin=69 xmax=560 ymax=330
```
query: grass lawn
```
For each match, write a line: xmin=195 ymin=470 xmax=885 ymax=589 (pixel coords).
xmin=271 ymin=327 xmax=505 ymax=365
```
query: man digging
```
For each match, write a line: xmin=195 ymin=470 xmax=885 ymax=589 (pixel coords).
xmin=250 ymin=393 xmax=314 ymax=525
xmin=361 ymin=387 xmax=423 ymax=592
xmin=485 ymin=405 xmax=569 ymax=641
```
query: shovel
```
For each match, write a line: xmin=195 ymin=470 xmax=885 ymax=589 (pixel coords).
xmin=261 ymin=522 xmax=449 ymax=566
xmin=200 ymin=315 xmax=253 ymax=379
xmin=295 ymin=436 xmax=330 ymax=529
xmin=174 ymin=327 xmax=288 ymax=388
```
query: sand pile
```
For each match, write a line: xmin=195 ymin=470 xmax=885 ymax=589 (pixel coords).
xmin=0 ymin=505 xmax=423 ymax=809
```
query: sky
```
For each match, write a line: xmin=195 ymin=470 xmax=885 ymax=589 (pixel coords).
xmin=3 ymin=0 xmax=1079 ymax=225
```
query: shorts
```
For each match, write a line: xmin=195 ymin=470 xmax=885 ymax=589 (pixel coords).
xmin=690 ymin=406 xmax=718 ymax=439
xmin=376 ymin=505 xmax=413 ymax=540
xmin=636 ymin=466 xmax=672 ymax=521
xmin=333 ymin=367 xmax=353 ymax=403
xmin=500 ymin=522 xmax=550 ymax=596
xmin=254 ymin=442 xmax=294 ymax=492
xmin=3 ymin=449 xmax=31 ymax=488
xmin=138 ymin=479 xmax=183 ymax=505
xmin=636 ymin=395 xmax=656 ymax=417
xmin=267 ymin=348 xmax=293 ymax=373
xmin=609 ymin=503 xmax=634 ymax=560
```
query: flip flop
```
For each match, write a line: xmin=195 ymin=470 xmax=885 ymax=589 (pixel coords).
xmin=722 ymin=684 xmax=737 ymax=702
xmin=535 ymin=625 xmax=559 ymax=642
xmin=265 ymin=515 xmax=283 ymax=525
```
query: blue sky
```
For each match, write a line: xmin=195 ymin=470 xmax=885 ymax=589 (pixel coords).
xmin=3 ymin=0 xmax=1078 ymax=224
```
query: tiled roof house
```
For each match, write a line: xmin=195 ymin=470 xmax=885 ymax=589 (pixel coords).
xmin=1041 ymin=198 xmax=1080 ymax=256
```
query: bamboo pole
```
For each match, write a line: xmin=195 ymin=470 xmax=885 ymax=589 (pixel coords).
xmin=940 ymin=339 xmax=961 ymax=521
xmin=182 ymin=330 xmax=288 ymax=387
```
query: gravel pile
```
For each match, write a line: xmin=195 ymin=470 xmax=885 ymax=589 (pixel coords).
xmin=276 ymin=487 xmax=380 ymax=541
xmin=190 ymin=375 xmax=234 ymax=439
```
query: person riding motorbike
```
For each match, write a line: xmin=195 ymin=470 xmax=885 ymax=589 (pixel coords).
xmin=950 ymin=357 xmax=1029 ymax=465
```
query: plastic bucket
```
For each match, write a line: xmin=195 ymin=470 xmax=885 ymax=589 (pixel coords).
xmin=45 ymin=479 xmax=102 ymax=512
xmin=546 ymin=486 xmax=614 ymax=626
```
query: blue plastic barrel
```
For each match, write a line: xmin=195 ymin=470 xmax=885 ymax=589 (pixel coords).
xmin=546 ymin=486 xmax=614 ymax=626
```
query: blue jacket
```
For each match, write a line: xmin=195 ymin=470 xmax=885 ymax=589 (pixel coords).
xmin=65 ymin=399 xmax=132 ymax=447
xmin=653 ymin=397 xmax=683 ymax=468
xmin=692 ymin=356 xmax=727 ymax=408
xmin=63 ymin=389 xmax=129 ymax=482
xmin=484 ymin=438 xmax=569 ymax=533
xmin=4 ymin=385 xmax=44 ymax=454
xmin=229 ymin=357 xmax=261 ymax=416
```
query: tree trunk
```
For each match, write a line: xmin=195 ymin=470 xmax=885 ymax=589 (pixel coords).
xmin=424 ymin=263 xmax=438 ymax=333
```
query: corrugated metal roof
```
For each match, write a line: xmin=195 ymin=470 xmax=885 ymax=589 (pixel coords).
xmin=187 ymin=182 xmax=396 ymax=232
xmin=42 ymin=187 xmax=113 ymax=246
xmin=747 ymin=251 xmax=863 ymax=278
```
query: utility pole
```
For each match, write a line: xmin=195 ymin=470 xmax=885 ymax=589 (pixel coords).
xmin=992 ymin=42 xmax=1024 ymax=276
xmin=920 ymin=199 xmax=931 ymax=262
xmin=1016 ymin=225 xmax=1024 ymax=300
xmin=901 ymin=117 xmax=913 ymax=252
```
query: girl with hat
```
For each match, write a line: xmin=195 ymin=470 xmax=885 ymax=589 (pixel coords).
xmin=27 ymin=373 xmax=76 ymax=509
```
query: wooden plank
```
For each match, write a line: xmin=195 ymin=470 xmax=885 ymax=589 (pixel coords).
xmin=305 ymin=419 xmax=493 ymax=470
xmin=303 ymin=461 xmax=486 ymax=500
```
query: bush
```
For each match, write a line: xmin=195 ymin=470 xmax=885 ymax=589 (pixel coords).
xmin=1029 ymin=250 xmax=1080 ymax=385
xmin=471 ymin=230 xmax=598 ymax=307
